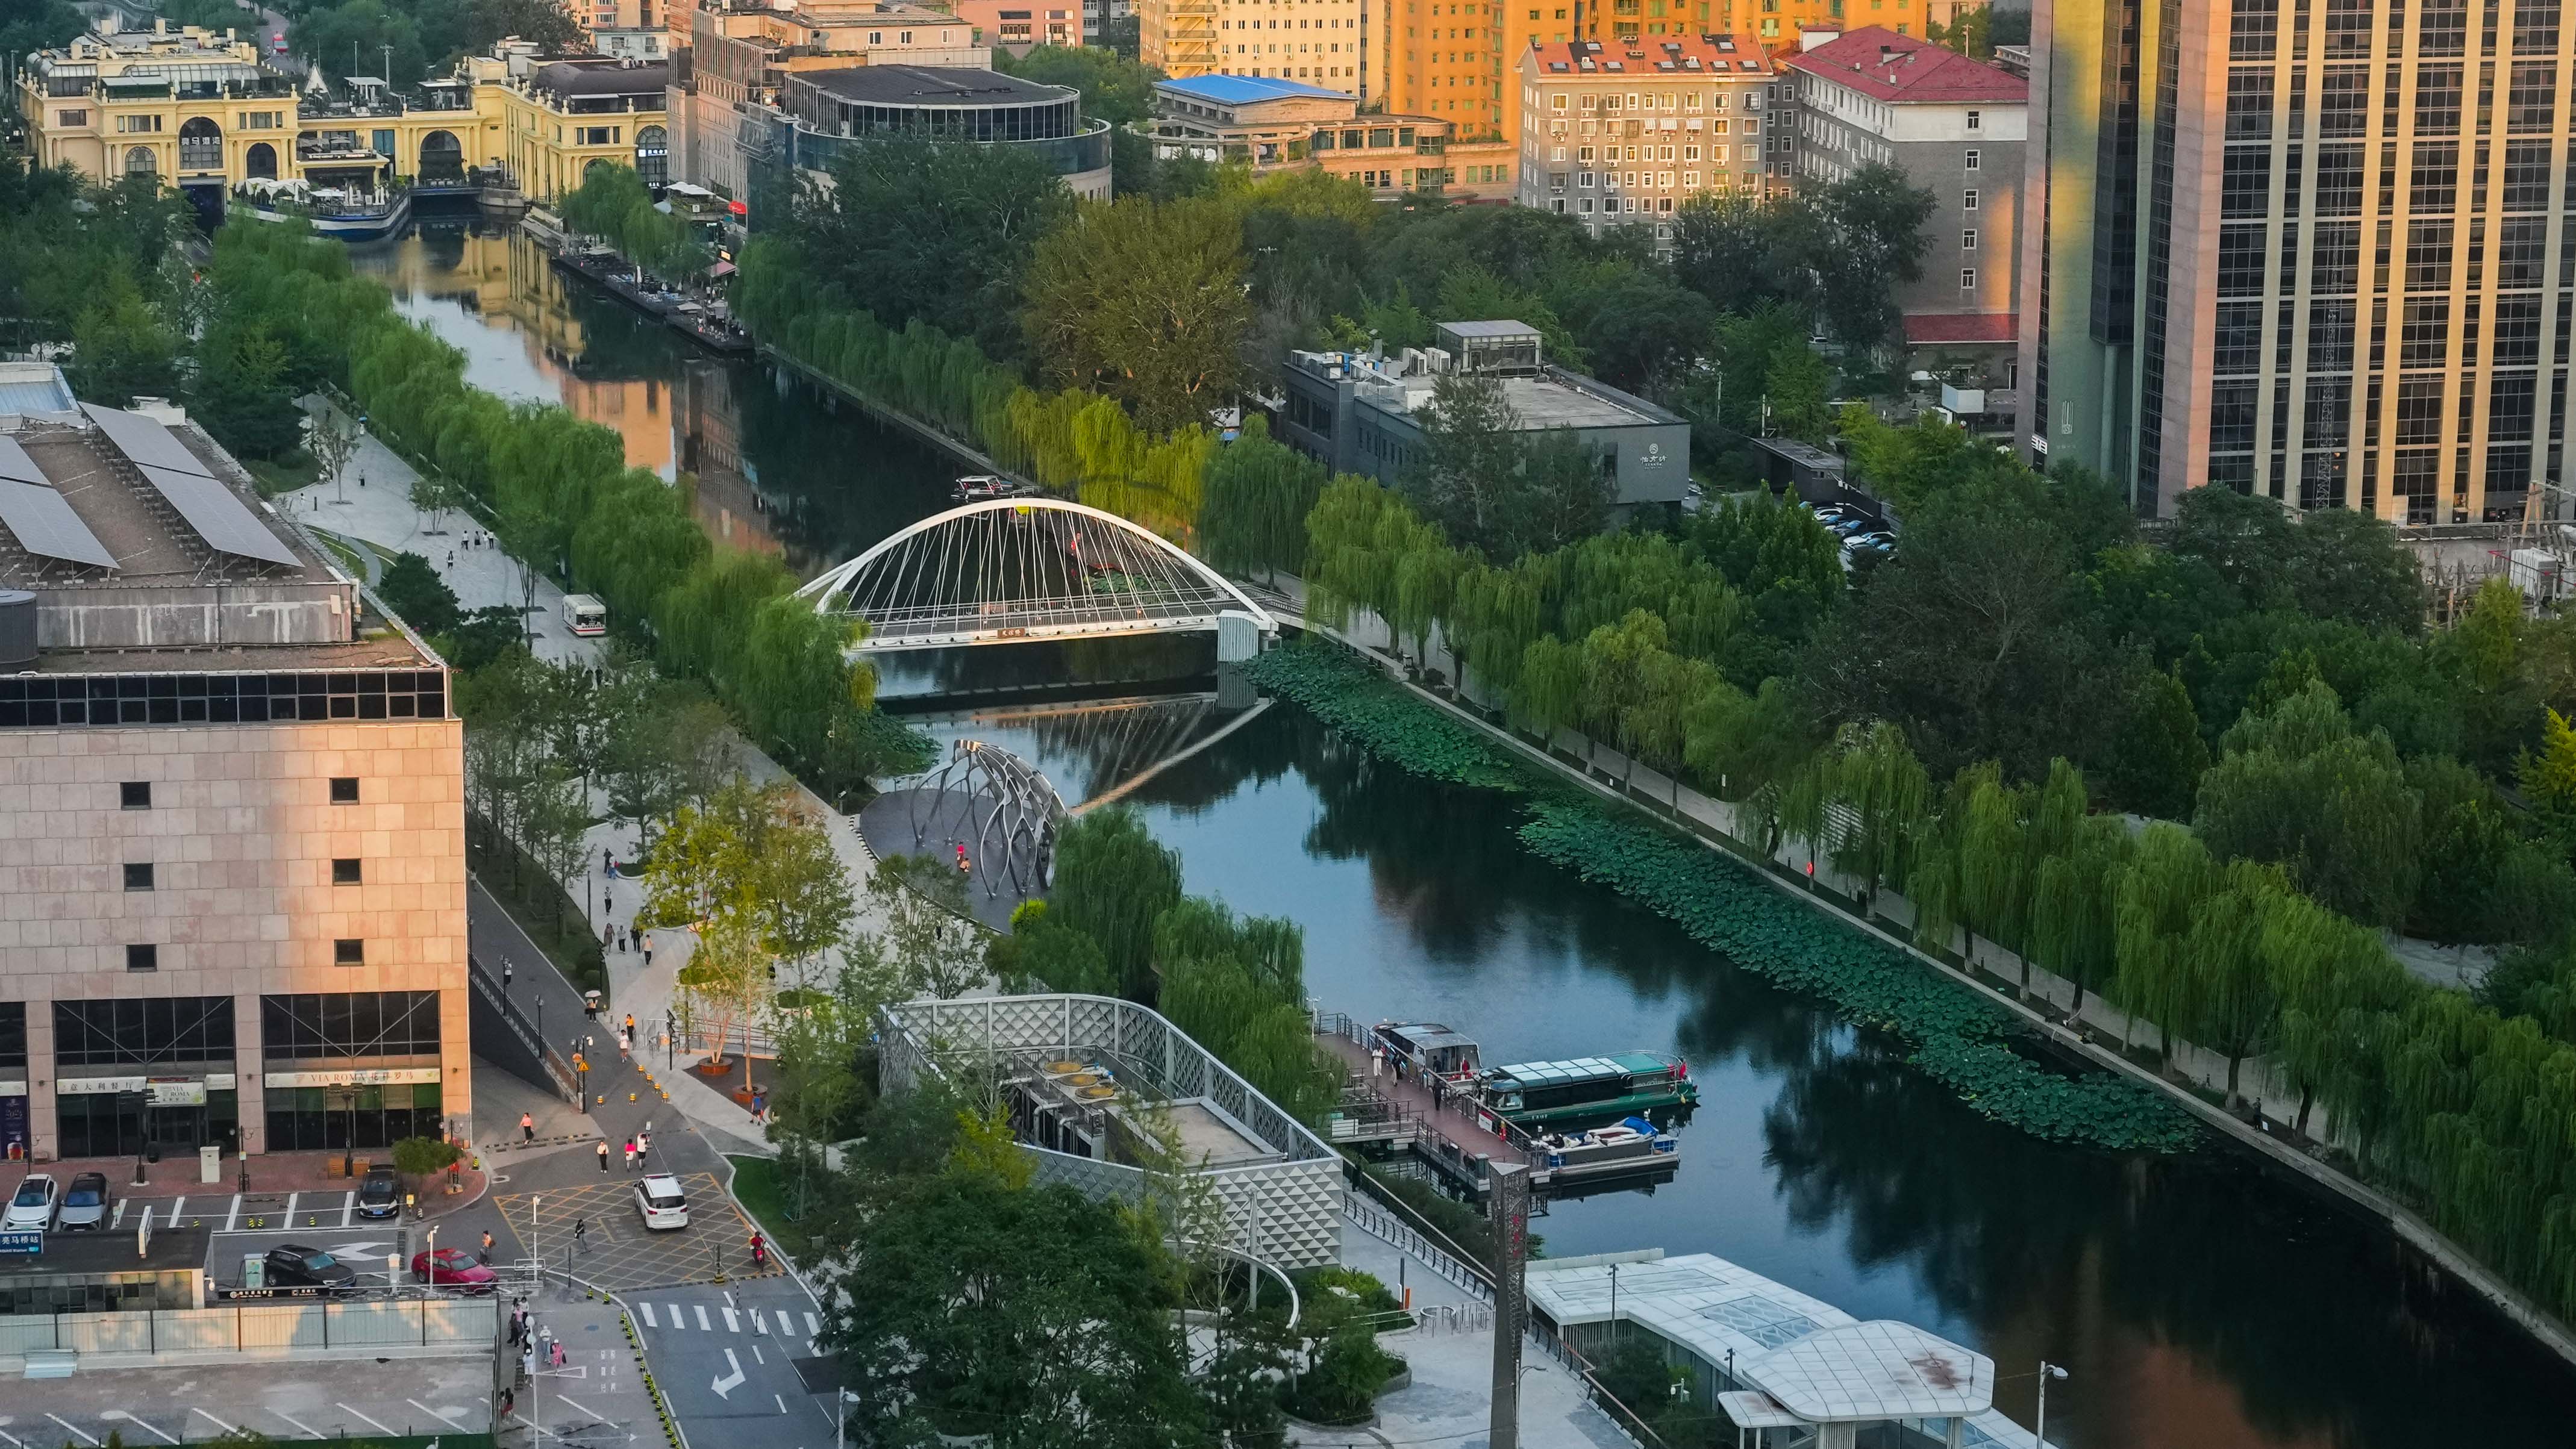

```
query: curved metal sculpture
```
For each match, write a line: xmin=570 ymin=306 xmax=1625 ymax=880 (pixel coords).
xmin=905 ymin=739 xmax=1068 ymax=900
xmin=795 ymin=497 xmax=1277 ymax=652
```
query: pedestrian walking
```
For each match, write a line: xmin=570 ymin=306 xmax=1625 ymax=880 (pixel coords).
xmin=752 ymin=1088 xmax=767 ymax=1124
xmin=521 ymin=1111 xmax=535 ymax=1143
xmin=623 ymin=1136 xmax=637 ymax=1170
xmin=520 ymin=1344 xmax=534 ymax=1383
xmin=601 ymin=922 xmax=613 ymax=950
xmin=549 ymin=1338 xmax=566 ymax=1370
xmin=596 ymin=1139 xmax=610 ymax=1173
xmin=446 ymin=550 xmax=455 ymax=568
xmin=1371 ymin=1043 xmax=1385 ymax=1082
xmin=636 ymin=1129 xmax=651 ymax=1166
xmin=574 ymin=1217 xmax=588 ymax=1251
xmin=480 ymin=1229 xmax=495 ymax=1264
xmin=498 ymin=1387 xmax=515 ymax=1419
xmin=624 ymin=1012 xmax=636 ymax=1038
xmin=643 ymin=933 xmax=654 ymax=967
xmin=504 ymin=962 xmax=514 ymax=989
xmin=619 ymin=1029 xmax=632 ymax=1061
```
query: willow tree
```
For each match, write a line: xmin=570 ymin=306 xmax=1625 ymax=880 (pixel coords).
xmin=1512 ymin=634 xmax=1585 ymax=743
xmin=1049 ymin=806 xmax=1184 ymax=1002
xmin=2182 ymin=861 xmax=2289 ymax=1109
xmin=1822 ymin=720 xmax=1929 ymax=915
xmin=2262 ymin=888 xmax=2409 ymax=1136
xmin=2027 ymin=812 xmax=2132 ymax=1017
xmin=2113 ymin=822 xmax=2219 ymax=1062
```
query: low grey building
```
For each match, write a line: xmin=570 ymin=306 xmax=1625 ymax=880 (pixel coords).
xmin=749 ymin=65 xmax=1112 ymax=201
xmin=1278 ymin=320 xmax=1690 ymax=511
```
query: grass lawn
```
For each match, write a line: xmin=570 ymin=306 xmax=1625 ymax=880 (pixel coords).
xmin=243 ymin=449 xmax=324 ymax=497
xmin=726 ymin=1153 xmax=818 ymax=1260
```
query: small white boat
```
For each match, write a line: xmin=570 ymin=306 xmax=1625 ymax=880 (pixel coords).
xmin=1535 ymin=1115 xmax=1679 ymax=1180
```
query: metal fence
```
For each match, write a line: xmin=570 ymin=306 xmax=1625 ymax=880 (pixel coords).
xmin=0 ymin=1296 xmax=498 ymax=1357
xmin=1342 ymin=1191 xmax=1494 ymax=1303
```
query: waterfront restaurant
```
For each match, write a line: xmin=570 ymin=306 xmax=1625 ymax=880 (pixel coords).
xmin=1525 ymin=1250 xmax=2040 ymax=1449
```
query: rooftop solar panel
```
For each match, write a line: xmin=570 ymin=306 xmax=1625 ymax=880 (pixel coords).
xmin=81 ymin=401 xmax=214 ymax=478
xmin=0 ymin=435 xmax=46 ymax=485
xmin=0 ymin=477 xmax=117 ymax=569
xmin=135 ymin=464 xmax=299 ymax=567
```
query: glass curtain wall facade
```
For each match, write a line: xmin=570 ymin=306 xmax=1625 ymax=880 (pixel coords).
xmin=2019 ymin=0 xmax=2575 ymax=521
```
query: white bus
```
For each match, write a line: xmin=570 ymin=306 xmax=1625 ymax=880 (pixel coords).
xmin=563 ymin=593 xmax=608 ymax=637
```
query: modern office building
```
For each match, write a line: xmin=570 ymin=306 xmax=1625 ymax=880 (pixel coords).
xmin=749 ymin=64 xmax=1113 ymax=197
xmin=2016 ymin=0 xmax=2576 ymax=522
xmin=0 ymin=381 xmax=467 ymax=1164
xmin=1515 ymin=36 xmax=1786 ymax=248
xmin=666 ymin=0 xmax=984 ymax=198
xmin=1150 ymin=73 xmax=1513 ymax=199
xmin=1780 ymin=28 xmax=2024 ymax=373
xmin=1279 ymin=320 xmax=1692 ymax=511
xmin=1139 ymin=0 xmax=1370 ymax=96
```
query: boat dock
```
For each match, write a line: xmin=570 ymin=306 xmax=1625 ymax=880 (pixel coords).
xmin=1311 ymin=1014 xmax=1678 ymax=1197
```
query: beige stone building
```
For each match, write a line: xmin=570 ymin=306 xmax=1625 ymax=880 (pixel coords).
xmin=1140 ymin=0 xmax=1370 ymax=97
xmin=1516 ymin=34 xmax=1785 ymax=249
xmin=0 ymin=378 xmax=465 ymax=1164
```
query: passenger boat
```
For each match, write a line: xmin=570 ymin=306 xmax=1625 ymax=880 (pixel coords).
xmin=1532 ymin=1115 xmax=1678 ymax=1180
xmin=952 ymin=475 xmax=1039 ymax=502
xmin=1475 ymin=1052 xmax=1697 ymax=1126
xmin=233 ymin=179 xmax=411 ymax=242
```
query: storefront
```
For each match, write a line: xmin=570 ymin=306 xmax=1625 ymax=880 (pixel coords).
xmin=260 ymin=1070 xmax=443 ymax=1152
xmin=54 ymin=1076 xmax=240 ymax=1160
xmin=1 ymin=1001 xmax=27 ymax=1161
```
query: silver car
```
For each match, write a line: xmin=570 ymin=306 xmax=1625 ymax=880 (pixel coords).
xmin=57 ymin=1172 xmax=111 ymax=1231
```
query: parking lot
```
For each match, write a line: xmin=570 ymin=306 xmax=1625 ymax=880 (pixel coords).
xmin=0 ymin=1354 xmax=494 ymax=1446
xmin=491 ymin=1173 xmax=779 ymax=1292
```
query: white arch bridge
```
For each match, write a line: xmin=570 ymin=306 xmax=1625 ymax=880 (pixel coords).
xmin=795 ymin=498 xmax=1277 ymax=654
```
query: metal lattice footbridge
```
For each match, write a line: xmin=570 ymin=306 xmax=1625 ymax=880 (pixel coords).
xmin=795 ymin=498 xmax=1277 ymax=653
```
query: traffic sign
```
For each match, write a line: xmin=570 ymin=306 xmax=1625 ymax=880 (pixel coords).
xmin=0 ymin=1229 xmax=42 ymax=1254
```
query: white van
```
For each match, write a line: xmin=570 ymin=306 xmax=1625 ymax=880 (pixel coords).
xmin=634 ymin=1173 xmax=688 ymax=1230
xmin=563 ymin=594 xmax=608 ymax=637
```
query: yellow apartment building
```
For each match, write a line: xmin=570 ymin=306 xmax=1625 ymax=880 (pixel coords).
xmin=19 ymin=23 xmax=670 ymax=205
xmin=1141 ymin=0 xmax=1372 ymax=96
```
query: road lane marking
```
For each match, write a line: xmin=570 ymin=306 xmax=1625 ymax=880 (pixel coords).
xmin=190 ymin=1410 xmax=245 ymax=1436
xmin=750 ymin=1308 xmax=766 ymax=1333
xmin=804 ymin=1311 xmax=819 ymax=1335
xmin=224 ymin=1194 xmax=241 ymax=1232
xmin=774 ymin=1394 xmax=788 ymax=1415
xmin=270 ymin=1410 xmax=326 ymax=1441
xmin=334 ymin=1404 xmax=397 ymax=1437
xmin=557 ymin=1396 xmax=605 ymax=1426
xmin=639 ymin=1302 xmax=656 ymax=1328
xmin=110 ymin=1199 xmax=129 ymax=1229
xmin=46 ymin=1416 xmax=99 ymax=1447
xmin=408 ymin=1401 xmax=469 ymax=1430
xmin=285 ymin=1191 xmax=299 ymax=1223
xmin=722 ymin=1307 xmax=739 ymax=1333
xmin=667 ymin=1303 xmax=683 ymax=1329
xmin=695 ymin=1304 xmax=710 ymax=1332
xmin=711 ymin=1349 xmax=746 ymax=1399
xmin=724 ymin=1289 xmax=736 ymax=1309
xmin=751 ymin=1344 xmax=764 ymax=1364
xmin=0 ymin=1422 xmax=23 ymax=1447
xmin=170 ymin=1195 xmax=185 ymax=1223
xmin=339 ymin=1191 xmax=354 ymax=1227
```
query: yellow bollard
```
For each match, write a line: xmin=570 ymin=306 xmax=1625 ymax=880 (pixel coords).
xmin=628 ymin=1092 xmax=637 ymax=1102
xmin=596 ymin=1094 xmax=606 ymax=1105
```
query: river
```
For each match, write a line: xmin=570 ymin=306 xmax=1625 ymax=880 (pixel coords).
xmin=354 ymin=215 xmax=2576 ymax=1447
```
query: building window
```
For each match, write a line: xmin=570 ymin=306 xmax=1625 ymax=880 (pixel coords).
xmin=1962 ymin=228 xmax=1978 ymax=250
xmin=260 ymin=991 xmax=443 ymax=1061
xmin=334 ymin=939 xmax=366 ymax=967
xmin=1963 ymin=148 xmax=1980 ymax=170
xmin=56 ymin=108 xmax=87 ymax=126
xmin=1960 ymin=267 xmax=1978 ymax=288
xmin=55 ymin=997 xmax=235 ymax=1067
xmin=127 ymin=944 xmax=158 ymax=973
xmin=333 ymin=858 xmax=363 ymax=886
xmin=124 ymin=862 xmax=154 ymax=891
xmin=121 ymin=781 xmax=152 ymax=809
xmin=1965 ymin=108 xmax=1979 ymax=129
xmin=331 ymin=777 xmax=360 ymax=803
xmin=1962 ymin=189 xmax=1978 ymax=211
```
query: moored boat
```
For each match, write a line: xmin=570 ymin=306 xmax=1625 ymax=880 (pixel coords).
xmin=1475 ymin=1050 xmax=1698 ymax=1126
xmin=1531 ymin=1115 xmax=1678 ymax=1180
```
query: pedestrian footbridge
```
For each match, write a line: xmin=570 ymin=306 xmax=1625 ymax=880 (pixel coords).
xmin=795 ymin=498 xmax=1275 ymax=655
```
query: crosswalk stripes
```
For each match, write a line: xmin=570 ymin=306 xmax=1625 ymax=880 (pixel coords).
xmin=639 ymin=1303 xmax=657 ymax=1329
xmin=749 ymin=1309 xmax=766 ymax=1335
xmin=805 ymin=1312 xmax=819 ymax=1336
xmin=694 ymin=1304 xmax=710 ymax=1332
xmin=722 ymin=1307 xmax=739 ymax=1332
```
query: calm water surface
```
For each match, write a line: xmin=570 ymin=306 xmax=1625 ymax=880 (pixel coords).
xmin=358 ymin=217 xmax=2576 ymax=1447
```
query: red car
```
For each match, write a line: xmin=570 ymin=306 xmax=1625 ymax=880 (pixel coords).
xmin=410 ymin=1247 xmax=499 ymax=1292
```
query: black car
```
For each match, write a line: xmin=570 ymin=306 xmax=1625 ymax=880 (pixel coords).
xmin=355 ymin=1165 xmax=401 ymax=1220
xmin=264 ymin=1244 xmax=360 ymax=1292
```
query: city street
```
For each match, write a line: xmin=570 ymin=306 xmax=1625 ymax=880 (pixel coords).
xmin=633 ymin=1278 xmax=839 ymax=1441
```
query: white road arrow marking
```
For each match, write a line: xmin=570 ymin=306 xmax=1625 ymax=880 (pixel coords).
xmin=711 ymin=1349 xmax=746 ymax=1400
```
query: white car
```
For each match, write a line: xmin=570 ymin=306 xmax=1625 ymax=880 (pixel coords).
xmin=4 ymin=1174 xmax=60 ymax=1231
xmin=635 ymin=1173 xmax=689 ymax=1231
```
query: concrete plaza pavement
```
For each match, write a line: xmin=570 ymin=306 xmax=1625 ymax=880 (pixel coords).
xmin=0 ymin=1354 xmax=496 ymax=1445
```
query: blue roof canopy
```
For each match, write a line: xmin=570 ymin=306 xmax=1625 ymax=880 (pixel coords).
xmin=1157 ymin=73 xmax=1352 ymax=104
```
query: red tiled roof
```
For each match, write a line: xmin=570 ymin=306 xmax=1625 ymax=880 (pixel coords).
xmin=1904 ymin=312 xmax=2019 ymax=345
xmin=1521 ymin=34 xmax=1781 ymax=79
xmin=1781 ymin=26 xmax=2025 ymax=104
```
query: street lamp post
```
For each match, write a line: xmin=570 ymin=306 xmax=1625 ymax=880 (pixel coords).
xmin=1608 ymin=1262 xmax=1620 ymax=1345
xmin=2035 ymin=1360 xmax=2068 ymax=1448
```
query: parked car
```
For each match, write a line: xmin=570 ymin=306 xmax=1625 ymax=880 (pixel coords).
xmin=264 ymin=1244 xmax=360 ymax=1292
xmin=634 ymin=1173 xmax=689 ymax=1231
xmin=411 ymin=1247 xmax=499 ymax=1292
xmin=56 ymin=1173 xmax=111 ymax=1231
xmin=4 ymin=1174 xmax=58 ymax=1231
xmin=355 ymin=1164 xmax=401 ymax=1220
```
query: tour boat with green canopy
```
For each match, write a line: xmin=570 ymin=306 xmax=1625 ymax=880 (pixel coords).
xmin=1475 ymin=1051 xmax=1697 ymax=1126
